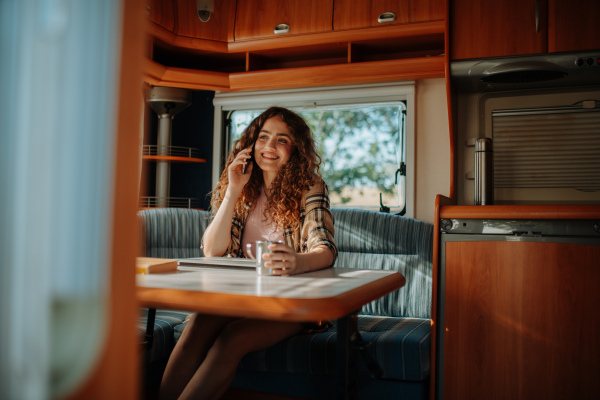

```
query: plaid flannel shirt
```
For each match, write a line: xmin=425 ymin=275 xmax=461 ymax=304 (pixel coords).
xmin=224 ymin=177 xmax=338 ymax=264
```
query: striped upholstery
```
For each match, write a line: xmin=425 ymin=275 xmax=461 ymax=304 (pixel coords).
xmin=138 ymin=208 xmax=212 ymax=259
xmin=137 ymin=309 xmax=190 ymax=364
xmin=137 ymin=207 xmax=434 ymax=390
xmin=331 ymin=209 xmax=433 ymax=319
xmin=174 ymin=315 xmax=431 ymax=381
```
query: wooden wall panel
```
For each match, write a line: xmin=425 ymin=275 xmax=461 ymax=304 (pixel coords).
xmin=443 ymin=240 xmax=600 ymax=400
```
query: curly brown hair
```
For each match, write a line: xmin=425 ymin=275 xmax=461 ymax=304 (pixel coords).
xmin=210 ymin=107 xmax=322 ymax=232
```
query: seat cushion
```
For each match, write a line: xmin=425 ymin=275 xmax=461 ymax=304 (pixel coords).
xmin=174 ymin=315 xmax=431 ymax=382
xmin=138 ymin=309 xmax=191 ymax=363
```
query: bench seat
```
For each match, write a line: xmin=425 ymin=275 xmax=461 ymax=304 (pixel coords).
xmin=137 ymin=207 xmax=434 ymax=399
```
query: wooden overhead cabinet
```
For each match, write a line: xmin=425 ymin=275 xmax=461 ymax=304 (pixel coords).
xmin=144 ymin=0 xmax=175 ymax=32
xmin=234 ymin=0 xmax=334 ymax=40
xmin=450 ymin=0 xmax=548 ymax=59
xmin=548 ymin=0 xmax=600 ymax=53
xmin=334 ymin=0 xmax=445 ymax=30
xmin=451 ymin=0 xmax=600 ymax=60
xmin=175 ymin=0 xmax=236 ymax=41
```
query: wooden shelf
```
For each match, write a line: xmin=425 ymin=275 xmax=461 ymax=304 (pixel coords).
xmin=230 ymin=56 xmax=444 ymax=92
xmin=144 ymin=19 xmax=446 ymax=91
xmin=144 ymin=59 xmax=230 ymax=91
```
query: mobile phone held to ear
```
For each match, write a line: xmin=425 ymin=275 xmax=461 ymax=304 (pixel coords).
xmin=242 ymin=151 xmax=253 ymax=174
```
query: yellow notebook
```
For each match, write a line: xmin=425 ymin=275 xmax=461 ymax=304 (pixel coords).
xmin=136 ymin=257 xmax=178 ymax=274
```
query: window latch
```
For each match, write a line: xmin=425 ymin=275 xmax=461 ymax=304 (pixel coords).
xmin=395 ymin=162 xmax=406 ymax=184
xmin=379 ymin=193 xmax=390 ymax=213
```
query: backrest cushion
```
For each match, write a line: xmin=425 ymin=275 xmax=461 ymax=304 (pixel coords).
xmin=138 ymin=208 xmax=433 ymax=319
xmin=332 ymin=209 xmax=433 ymax=319
xmin=138 ymin=208 xmax=212 ymax=259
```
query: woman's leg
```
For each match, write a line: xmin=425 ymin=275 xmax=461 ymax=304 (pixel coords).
xmin=178 ymin=318 xmax=303 ymax=400
xmin=158 ymin=313 xmax=240 ymax=400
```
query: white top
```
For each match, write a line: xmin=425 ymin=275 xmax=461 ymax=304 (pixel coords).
xmin=241 ymin=187 xmax=284 ymax=257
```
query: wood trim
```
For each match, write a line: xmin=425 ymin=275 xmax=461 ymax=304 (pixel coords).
xmin=228 ymin=21 xmax=445 ymax=53
xmin=439 ymin=204 xmax=600 ymax=220
xmin=229 ymin=56 xmax=445 ymax=91
xmin=144 ymin=52 xmax=445 ymax=91
xmin=148 ymin=18 xmax=444 ymax=53
xmin=161 ymin=66 xmax=230 ymax=89
xmin=65 ymin=0 xmax=144 ymax=398
xmin=143 ymin=60 xmax=230 ymax=90
xmin=444 ymin=0 xmax=454 ymax=199
xmin=430 ymin=194 xmax=456 ymax=400
xmin=142 ymin=58 xmax=167 ymax=83
xmin=146 ymin=19 xmax=230 ymax=53
xmin=143 ymin=155 xmax=207 ymax=163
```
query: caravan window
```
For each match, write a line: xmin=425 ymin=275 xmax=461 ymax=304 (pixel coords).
xmin=213 ymin=83 xmax=415 ymax=216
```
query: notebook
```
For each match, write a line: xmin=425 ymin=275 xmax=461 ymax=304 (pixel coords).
xmin=136 ymin=257 xmax=178 ymax=274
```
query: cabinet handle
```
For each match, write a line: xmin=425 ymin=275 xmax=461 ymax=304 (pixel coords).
xmin=274 ymin=23 xmax=290 ymax=35
xmin=535 ymin=0 xmax=540 ymax=33
xmin=378 ymin=12 xmax=397 ymax=24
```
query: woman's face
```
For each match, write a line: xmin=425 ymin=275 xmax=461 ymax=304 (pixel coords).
xmin=254 ymin=116 xmax=294 ymax=174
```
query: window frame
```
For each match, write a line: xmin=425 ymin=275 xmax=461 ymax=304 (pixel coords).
xmin=212 ymin=82 xmax=415 ymax=217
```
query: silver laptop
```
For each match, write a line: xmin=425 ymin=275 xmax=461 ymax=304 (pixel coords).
xmin=178 ymin=256 xmax=255 ymax=269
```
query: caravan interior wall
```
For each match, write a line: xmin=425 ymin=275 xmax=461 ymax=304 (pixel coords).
xmin=456 ymin=86 xmax=600 ymax=205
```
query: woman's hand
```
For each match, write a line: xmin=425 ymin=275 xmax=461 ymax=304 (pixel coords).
xmin=263 ymin=242 xmax=302 ymax=276
xmin=263 ymin=243 xmax=335 ymax=276
xmin=227 ymin=147 xmax=254 ymax=191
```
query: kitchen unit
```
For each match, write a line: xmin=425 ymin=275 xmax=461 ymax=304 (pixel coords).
xmin=433 ymin=201 xmax=600 ymax=400
xmin=438 ymin=1 xmax=600 ymax=397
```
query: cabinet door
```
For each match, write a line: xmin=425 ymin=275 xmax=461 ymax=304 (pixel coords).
xmin=176 ymin=0 xmax=236 ymax=41
xmin=442 ymin=240 xmax=600 ymax=400
xmin=235 ymin=0 xmax=334 ymax=41
xmin=548 ymin=0 xmax=600 ymax=52
xmin=334 ymin=0 xmax=444 ymax=31
xmin=451 ymin=0 xmax=548 ymax=60
xmin=145 ymin=0 xmax=175 ymax=32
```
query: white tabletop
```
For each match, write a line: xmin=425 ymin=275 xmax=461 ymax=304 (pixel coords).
xmin=136 ymin=266 xmax=405 ymax=321
xmin=138 ymin=266 xmax=398 ymax=298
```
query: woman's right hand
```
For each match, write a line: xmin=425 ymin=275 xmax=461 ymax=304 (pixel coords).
xmin=227 ymin=147 xmax=254 ymax=191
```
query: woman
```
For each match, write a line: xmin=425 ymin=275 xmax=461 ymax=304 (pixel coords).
xmin=159 ymin=107 xmax=337 ymax=400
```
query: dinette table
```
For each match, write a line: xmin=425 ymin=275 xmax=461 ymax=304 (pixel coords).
xmin=137 ymin=262 xmax=406 ymax=399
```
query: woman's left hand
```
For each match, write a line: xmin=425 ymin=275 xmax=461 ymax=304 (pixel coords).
xmin=263 ymin=242 xmax=303 ymax=276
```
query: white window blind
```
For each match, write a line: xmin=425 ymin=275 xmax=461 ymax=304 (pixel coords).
xmin=492 ymin=101 xmax=600 ymax=191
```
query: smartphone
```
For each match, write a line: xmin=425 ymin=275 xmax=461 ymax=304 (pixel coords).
xmin=242 ymin=151 xmax=254 ymax=174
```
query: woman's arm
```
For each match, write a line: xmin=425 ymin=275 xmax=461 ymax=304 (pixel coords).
xmin=263 ymin=178 xmax=337 ymax=275
xmin=202 ymin=190 xmax=239 ymax=257
xmin=202 ymin=148 xmax=253 ymax=257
